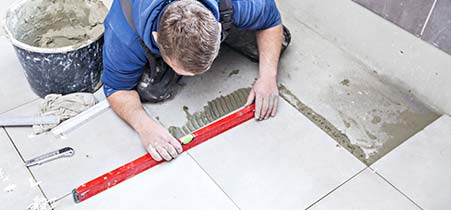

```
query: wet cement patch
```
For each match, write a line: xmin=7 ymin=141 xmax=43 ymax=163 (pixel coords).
xmin=323 ymin=74 xmax=440 ymax=165
xmin=6 ymin=0 xmax=107 ymax=48
xmin=168 ymin=88 xmax=250 ymax=138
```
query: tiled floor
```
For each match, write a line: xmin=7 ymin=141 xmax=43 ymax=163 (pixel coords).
xmin=1 ymin=0 xmax=451 ymax=209
xmin=308 ymin=168 xmax=421 ymax=210
xmin=372 ymin=116 xmax=451 ymax=210
xmin=55 ymin=154 xmax=240 ymax=210
xmin=0 ymin=128 xmax=49 ymax=210
xmin=188 ymin=99 xmax=365 ymax=210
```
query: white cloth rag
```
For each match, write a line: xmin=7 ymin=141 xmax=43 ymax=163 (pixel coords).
xmin=33 ymin=93 xmax=98 ymax=134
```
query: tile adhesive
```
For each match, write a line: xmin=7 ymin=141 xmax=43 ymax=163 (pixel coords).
xmin=277 ymin=85 xmax=368 ymax=163
xmin=169 ymin=88 xmax=251 ymax=139
xmin=4 ymin=0 xmax=108 ymax=97
xmin=6 ymin=0 xmax=106 ymax=49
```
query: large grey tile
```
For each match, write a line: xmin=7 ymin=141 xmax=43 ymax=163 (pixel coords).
xmin=54 ymin=154 xmax=239 ymax=210
xmin=422 ymin=0 xmax=451 ymax=55
xmin=0 ymin=128 xmax=49 ymax=209
xmin=353 ymin=0 xmax=434 ymax=35
xmin=309 ymin=168 xmax=420 ymax=210
xmin=0 ymin=37 xmax=38 ymax=114
xmin=188 ymin=99 xmax=366 ymax=210
xmin=373 ymin=115 xmax=451 ymax=210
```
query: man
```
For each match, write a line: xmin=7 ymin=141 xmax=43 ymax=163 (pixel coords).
xmin=102 ymin=0 xmax=291 ymax=162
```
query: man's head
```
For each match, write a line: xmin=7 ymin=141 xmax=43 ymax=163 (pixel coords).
xmin=156 ymin=0 xmax=221 ymax=76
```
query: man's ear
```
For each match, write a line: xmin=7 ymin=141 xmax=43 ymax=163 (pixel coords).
xmin=152 ymin=31 xmax=158 ymax=43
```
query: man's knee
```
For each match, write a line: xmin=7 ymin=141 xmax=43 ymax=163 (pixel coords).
xmin=137 ymin=59 xmax=181 ymax=103
xmin=281 ymin=25 xmax=292 ymax=53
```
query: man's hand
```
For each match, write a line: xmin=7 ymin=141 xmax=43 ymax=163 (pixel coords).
xmin=246 ymin=76 xmax=279 ymax=120
xmin=108 ymin=90 xmax=182 ymax=162
xmin=247 ymin=24 xmax=283 ymax=120
xmin=139 ymin=122 xmax=183 ymax=161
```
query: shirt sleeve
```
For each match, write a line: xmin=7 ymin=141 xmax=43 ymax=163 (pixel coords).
xmin=102 ymin=25 xmax=147 ymax=97
xmin=232 ymin=0 xmax=282 ymax=30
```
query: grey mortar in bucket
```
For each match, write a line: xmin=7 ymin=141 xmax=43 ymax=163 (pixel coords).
xmin=4 ymin=0 xmax=108 ymax=98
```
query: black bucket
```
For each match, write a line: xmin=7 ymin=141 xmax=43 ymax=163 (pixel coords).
xmin=4 ymin=0 xmax=108 ymax=98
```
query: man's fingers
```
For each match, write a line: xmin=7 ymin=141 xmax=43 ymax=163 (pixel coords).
xmin=245 ymin=90 xmax=255 ymax=106
xmin=271 ymin=95 xmax=279 ymax=117
xmin=156 ymin=146 xmax=172 ymax=161
xmin=255 ymin=95 xmax=263 ymax=120
xmin=170 ymin=138 xmax=183 ymax=154
xmin=147 ymin=144 xmax=162 ymax=161
xmin=261 ymin=97 xmax=270 ymax=120
xmin=265 ymin=96 xmax=275 ymax=119
xmin=166 ymin=144 xmax=179 ymax=159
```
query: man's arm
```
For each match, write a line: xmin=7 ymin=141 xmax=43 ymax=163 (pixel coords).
xmin=108 ymin=90 xmax=183 ymax=161
xmin=246 ymin=24 xmax=283 ymax=120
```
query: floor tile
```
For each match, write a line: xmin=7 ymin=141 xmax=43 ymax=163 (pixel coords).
xmin=353 ymin=0 xmax=434 ymax=35
xmin=54 ymin=154 xmax=239 ymax=210
xmin=372 ymin=115 xmax=451 ymax=210
xmin=308 ymin=168 xmax=420 ymax=210
xmin=422 ymin=0 xmax=451 ymax=55
xmin=0 ymin=37 xmax=39 ymax=114
xmin=188 ymin=99 xmax=366 ymax=210
xmin=0 ymin=128 xmax=49 ymax=210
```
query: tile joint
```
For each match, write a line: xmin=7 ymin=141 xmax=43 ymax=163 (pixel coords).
xmin=2 ymin=127 xmax=53 ymax=209
xmin=420 ymin=0 xmax=438 ymax=36
xmin=304 ymin=167 xmax=368 ymax=210
xmin=372 ymin=168 xmax=425 ymax=210
xmin=187 ymin=152 xmax=243 ymax=210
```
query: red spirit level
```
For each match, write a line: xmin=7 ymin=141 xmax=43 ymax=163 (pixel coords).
xmin=72 ymin=104 xmax=255 ymax=203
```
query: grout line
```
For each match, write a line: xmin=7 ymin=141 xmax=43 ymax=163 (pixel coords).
xmin=304 ymin=167 xmax=368 ymax=209
xmin=371 ymin=168 xmax=425 ymax=210
xmin=2 ymin=127 xmax=53 ymax=209
xmin=186 ymin=152 xmax=243 ymax=210
xmin=0 ymin=98 xmax=40 ymax=116
xmin=420 ymin=0 xmax=438 ymax=36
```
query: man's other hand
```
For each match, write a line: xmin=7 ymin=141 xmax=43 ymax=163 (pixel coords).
xmin=140 ymin=122 xmax=183 ymax=161
xmin=246 ymin=77 xmax=279 ymax=120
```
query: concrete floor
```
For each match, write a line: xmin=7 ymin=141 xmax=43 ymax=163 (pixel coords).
xmin=1 ymin=0 xmax=451 ymax=209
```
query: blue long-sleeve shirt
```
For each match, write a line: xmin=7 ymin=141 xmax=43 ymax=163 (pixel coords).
xmin=102 ymin=0 xmax=282 ymax=97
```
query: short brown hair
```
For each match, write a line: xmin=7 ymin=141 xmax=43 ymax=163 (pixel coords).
xmin=158 ymin=0 xmax=221 ymax=74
